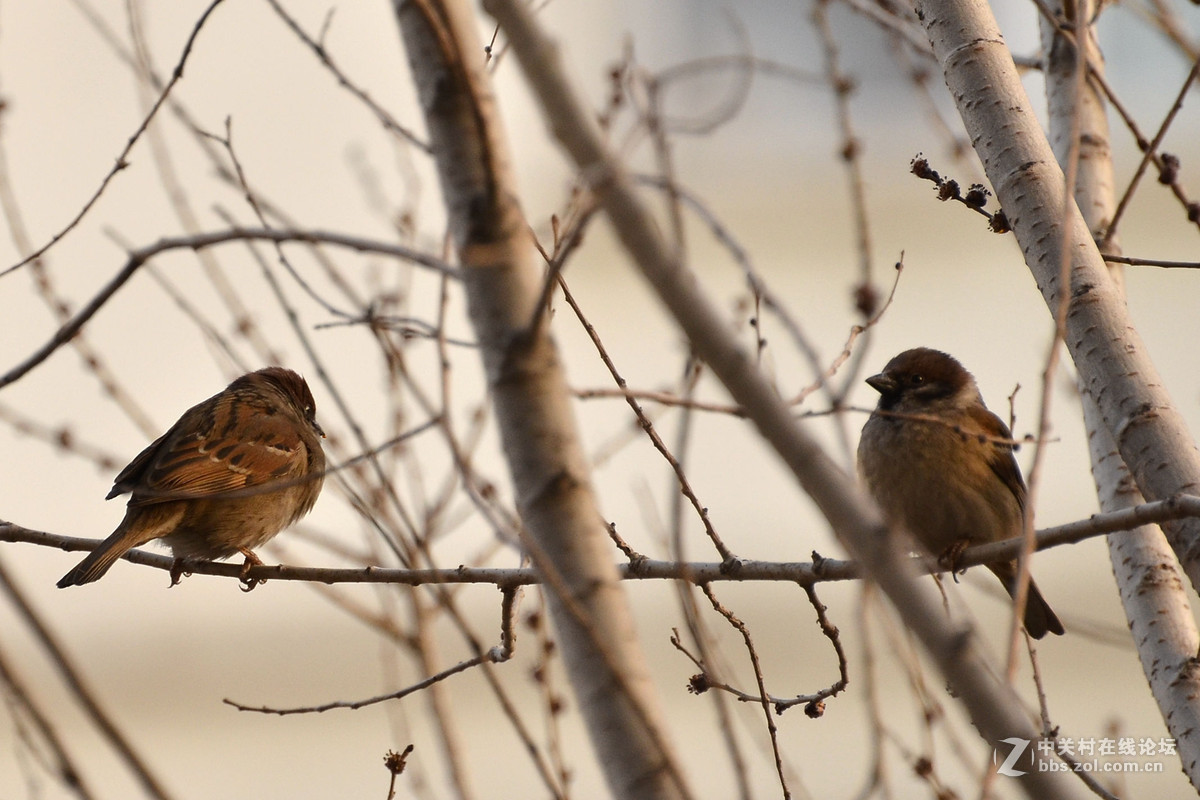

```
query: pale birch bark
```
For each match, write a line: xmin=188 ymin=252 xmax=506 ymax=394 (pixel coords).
xmin=913 ymin=0 xmax=1200 ymax=587
xmin=389 ymin=2 xmax=690 ymax=798
xmin=483 ymin=0 xmax=1089 ymax=796
xmin=1040 ymin=7 xmax=1200 ymax=787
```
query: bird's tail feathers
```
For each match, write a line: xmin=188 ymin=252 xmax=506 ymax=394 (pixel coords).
xmin=56 ymin=517 xmax=167 ymax=588
xmin=991 ymin=563 xmax=1065 ymax=639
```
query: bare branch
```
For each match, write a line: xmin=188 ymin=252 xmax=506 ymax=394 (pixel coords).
xmin=11 ymin=494 xmax=1200 ymax=590
xmin=0 ymin=229 xmax=457 ymax=391
xmin=0 ymin=0 xmax=230 ymax=278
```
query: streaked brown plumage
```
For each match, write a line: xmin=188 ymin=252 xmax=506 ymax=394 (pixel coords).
xmin=857 ymin=348 xmax=1064 ymax=639
xmin=57 ymin=367 xmax=325 ymax=588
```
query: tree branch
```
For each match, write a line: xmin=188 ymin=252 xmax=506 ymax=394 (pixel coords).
xmin=0 ymin=228 xmax=458 ymax=391
xmin=9 ymin=494 xmax=1200 ymax=588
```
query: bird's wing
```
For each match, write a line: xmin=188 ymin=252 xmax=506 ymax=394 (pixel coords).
xmin=106 ymin=430 xmax=171 ymax=499
xmin=120 ymin=395 xmax=307 ymax=507
xmin=969 ymin=404 xmax=1028 ymax=513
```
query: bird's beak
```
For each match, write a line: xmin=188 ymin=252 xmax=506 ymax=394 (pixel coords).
xmin=865 ymin=372 xmax=896 ymax=395
xmin=313 ymin=420 xmax=327 ymax=438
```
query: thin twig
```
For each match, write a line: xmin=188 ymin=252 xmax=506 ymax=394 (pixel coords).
xmin=227 ymin=652 xmax=491 ymax=715
xmin=1103 ymin=53 xmax=1200 ymax=246
xmin=556 ymin=273 xmax=738 ymax=563
xmin=0 ymin=0 xmax=230 ymax=278
xmin=0 ymin=228 xmax=458 ymax=391
xmin=264 ymin=0 xmax=430 ymax=152
xmin=699 ymin=583 xmax=790 ymax=799
xmin=1100 ymin=254 xmax=1200 ymax=269
xmin=224 ymin=585 xmax=518 ymax=715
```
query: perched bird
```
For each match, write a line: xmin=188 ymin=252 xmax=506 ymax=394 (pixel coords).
xmin=57 ymin=367 xmax=325 ymax=588
xmin=857 ymin=348 xmax=1064 ymax=639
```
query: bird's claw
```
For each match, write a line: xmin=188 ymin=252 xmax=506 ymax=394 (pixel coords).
xmin=938 ymin=539 xmax=971 ymax=582
xmin=238 ymin=548 xmax=265 ymax=592
xmin=169 ymin=559 xmax=191 ymax=587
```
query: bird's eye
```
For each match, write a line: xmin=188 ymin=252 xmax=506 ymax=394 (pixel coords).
xmin=910 ymin=374 xmax=925 ymax=385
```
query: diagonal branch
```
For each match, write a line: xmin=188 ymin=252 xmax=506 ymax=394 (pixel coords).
xmin=480 ymin=2 xmax=1090 ymax=797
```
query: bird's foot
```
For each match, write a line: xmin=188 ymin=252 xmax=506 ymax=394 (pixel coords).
xmin=169 ymin=558 xmax=192 ymax=587
xmin=938 ymin=539 xmax=971 ymax=583
xmin=238 ymin=548 xmax=265 ymax=592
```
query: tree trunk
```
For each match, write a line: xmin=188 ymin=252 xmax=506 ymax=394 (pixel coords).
xmin=390 ymin=2 xmax=691 ymax=798
xmin=914 ymin=0 xmax=1200 ymax=584
xmin=1039 ymin=4 xmax=1200 ymax=788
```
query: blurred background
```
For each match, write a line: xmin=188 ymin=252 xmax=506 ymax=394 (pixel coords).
xmin=1 ymin=1 xmax=1199 ymax=797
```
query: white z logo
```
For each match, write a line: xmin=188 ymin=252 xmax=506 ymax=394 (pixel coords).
xmin=994 ymin=737 xmax=1030 ymax=777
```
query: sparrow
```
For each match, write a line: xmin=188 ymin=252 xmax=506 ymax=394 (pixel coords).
xmin=57 ymin=367 xmax=326 ymax=588
xmin=856 ymin=348 xmax=1064 ymax=639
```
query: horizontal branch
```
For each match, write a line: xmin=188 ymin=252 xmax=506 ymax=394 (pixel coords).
xmin=225 ymin=652 xmax=491 ymax=714
xmin=0 ymin=228 xmax=459 ymax=391
xmin=135 ymin=227 xmax=460 ymax=275
xmin=1101 ymin=253 xmax=1200 ymax=269
xmin=7 ymin=494 xmax=1199 ymax=588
